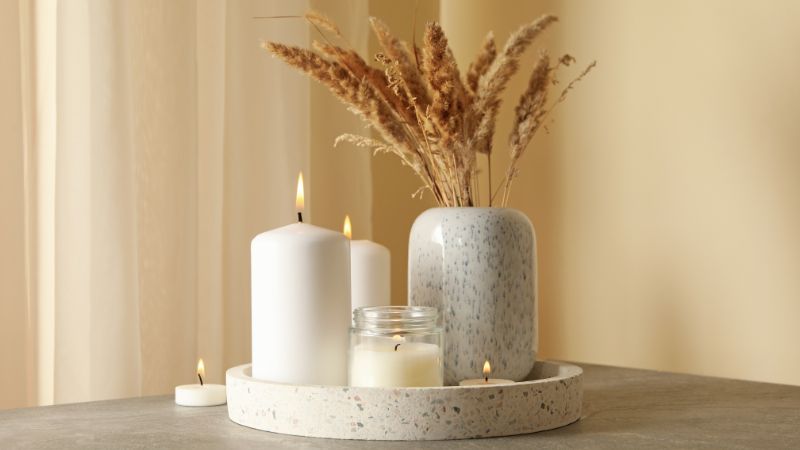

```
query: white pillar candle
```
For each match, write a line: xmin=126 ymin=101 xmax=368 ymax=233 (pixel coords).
xmin=458 ymin=360 xmax=514 ymax=386
xmin=175 ymin=359 xmax=226 ymax=406
xmin=349 ymin=337 xmax=443 ymax=387
xmin=343 ymin=215 xmax=391 ymax=310
xmin=251 ymin=173 xmax=351 ymax=385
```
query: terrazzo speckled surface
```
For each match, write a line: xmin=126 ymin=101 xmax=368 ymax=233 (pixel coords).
xmin=226 ymin=361 xmax=581 ymax=440
xmin=408 ymin=208 xmax=537 ymax=385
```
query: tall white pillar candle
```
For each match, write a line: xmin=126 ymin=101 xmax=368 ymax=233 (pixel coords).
xmin=343 ymin=215 xmax=390 ymax=310
xmin=251 ymin=173 xmax=351 ymax=385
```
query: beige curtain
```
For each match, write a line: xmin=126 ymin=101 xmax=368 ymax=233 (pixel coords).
xmin=1 ymin=0 xmax=370 ymax=408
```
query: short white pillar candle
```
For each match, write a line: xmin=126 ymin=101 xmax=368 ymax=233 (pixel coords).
xmin=343 ymin=215 xmax=390 ymax=310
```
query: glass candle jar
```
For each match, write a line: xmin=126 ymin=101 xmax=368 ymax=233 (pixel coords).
xmin=348 ymin=306 xmax=443 ymax=387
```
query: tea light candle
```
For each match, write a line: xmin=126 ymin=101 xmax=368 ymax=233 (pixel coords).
xmin=343 ymin=215 xmax=390 ymax=310
xmin=349 ymin=336 xmax=442 ymax=387
xmin=175 ymin=359 xmax=226 ymax=406
xmin=459 ymin=360 xmax=514 ymax=386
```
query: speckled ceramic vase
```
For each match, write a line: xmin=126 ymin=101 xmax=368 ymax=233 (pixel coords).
xmin=408 ymin=207 xmax=536 ymax=385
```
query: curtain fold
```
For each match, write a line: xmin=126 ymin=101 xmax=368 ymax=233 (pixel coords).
xmin=0 ymin=0 xmax=32 ymax=410
xmin=3 ymin=0 xmax=371 ymax=408
xmin=195 ymin=0 xmax=227 ymax=392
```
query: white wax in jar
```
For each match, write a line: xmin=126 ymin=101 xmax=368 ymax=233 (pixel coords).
xmin=251 ymin=222 xmax=351 ymax=385
xmin=174 ymin=384 xmax=226 ymax=406
xmin=349 ymin=339 xmax=442 ymax=387
xmin=350 ymin=240 xmax=390 ymax=311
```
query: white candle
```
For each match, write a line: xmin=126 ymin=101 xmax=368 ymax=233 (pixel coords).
xmin=343 ymin=215 xmax=391 ymax=310
xmin=458 ymin=360 xmax=514 ymax=386
xmin=349 ymin=337 xmax=443 ymax=387
xmin=251 ymin=173 xmax=351 ymax=385
xmin=175 ymin=359 xmax=226 ymax=406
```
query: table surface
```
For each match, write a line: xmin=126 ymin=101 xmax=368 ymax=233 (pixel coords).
xmin=2 ymin=363 xmax=799 ymax=449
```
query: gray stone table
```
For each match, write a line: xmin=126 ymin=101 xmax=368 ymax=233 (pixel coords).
xmin=2 ymin=363 xmax=799 ymax=449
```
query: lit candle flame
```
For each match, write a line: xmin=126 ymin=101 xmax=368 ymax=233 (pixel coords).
xmin=343 ymin=215 xmax=352 ymax=239
xmin=197 ymin=358 xmax=206 ymax=378
xmin=483 ymin=360 xmax=491 ymax=382
xmin=392 ymin=335 xmax=404 ymax=351
xmin=295 ymin=172 xmax=305 ymax=213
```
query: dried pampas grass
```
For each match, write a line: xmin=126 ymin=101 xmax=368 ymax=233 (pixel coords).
xmin=263 ymin=11 xmax=594 ymax=206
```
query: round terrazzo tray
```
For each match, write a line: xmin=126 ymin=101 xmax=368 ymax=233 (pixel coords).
xmin=226 ymin=361 xmax=582 ymax=441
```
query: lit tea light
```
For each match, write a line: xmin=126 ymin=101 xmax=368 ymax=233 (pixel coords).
xmin=459 ymin=360 xmax=514 ymax=386
xmin=175 ymin=358 xmax=227 ymax=406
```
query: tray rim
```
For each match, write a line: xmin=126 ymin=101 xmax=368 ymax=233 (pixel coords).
xmin=226 ymin=360 xmax=583 ymax=440
xmin=226 ymin=359 xmax=582 ymax=391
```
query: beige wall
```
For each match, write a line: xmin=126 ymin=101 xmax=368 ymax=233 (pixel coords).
xmin=309 ymin=0 xmax=374 ymax=235
xmin=368 ymin=0 xmax=439 ymax=305
xmin=434 ymin=0 xmax=800 ymax=385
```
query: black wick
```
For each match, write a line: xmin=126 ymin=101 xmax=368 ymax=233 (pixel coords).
xmin=484 ymin=375 xmax=489 ymax=383
xmin=394 ymin=343 xmax=402 ymax=351
xmin=198 ymin=373 xmax=204 ymax=386
xmin=298 ymin=212 xmax=303 ymax=223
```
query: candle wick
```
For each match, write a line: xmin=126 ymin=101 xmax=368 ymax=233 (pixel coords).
xmin=484 ymin=376 xmax=489 ymax=383
xmin=394 ymin=343 xmax=402 ymax=351
xmin=297 ymin=212 xmax=303 ymax=223
xmin=198 ymin=373 xmax=204 ymax=386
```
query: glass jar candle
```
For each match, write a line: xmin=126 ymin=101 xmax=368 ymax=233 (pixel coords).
xmin=348 ymin=306 xmax=443 ymax=387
